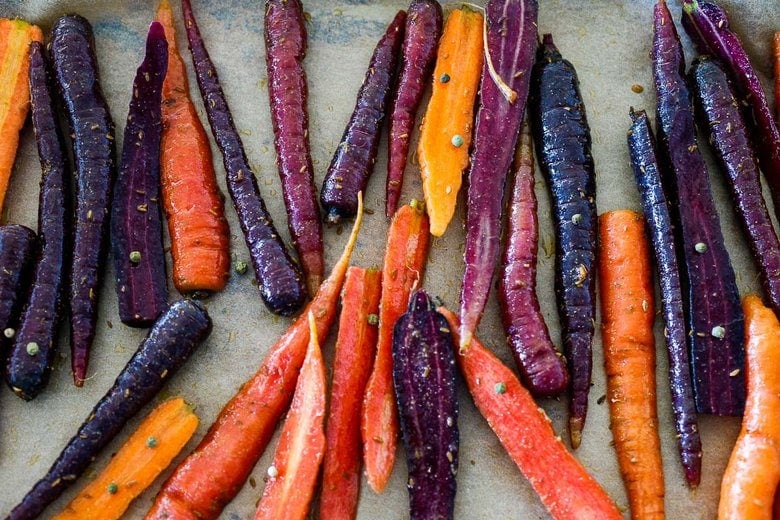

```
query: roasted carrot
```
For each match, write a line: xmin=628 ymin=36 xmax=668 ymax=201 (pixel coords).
xmin=775 ymin=32 xmax=779 ymax=124
xmin=156 ymin=0 xmax=230 ymax=295
xmin=255 ymin=312 xmax=326 ymax=520
xmin=417 ymin=7 xmax=483 ymax=237
xmin=361 ymin=199 xmax=430 ymax=493
xmin=53 ymin=397 xmax=198 ymax=520
xmin=598 ymin=210 xmax=665 ymax=520
xmin=0 ymin=19 xmax=43 ymax=213
xmin=146 ymin=195 xmax=364 ymax=520
xmin=439 ymin=307 xmax=622 ymax=520
xmin=718 ymin=294 xmax=780 ymax=520
xmin=319 ymin=267 xmax=381 ymax=520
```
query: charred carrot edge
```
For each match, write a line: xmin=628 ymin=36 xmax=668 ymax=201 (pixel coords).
xmin=718 ymin=295 xmax=780 ymax=520
xmin=53 ymin=397 xmax=198 ymax=520
xmin=146 ymin=195 xmax=364 ymax=520
xmin=254 ymin=313 xmax=326 ymax=520
xmin=319 ymin=267 xmax=381 ymax=520
xmin=156 ymin=0 xmax=230 ymax=295
xmin=598 ymin=210 xmax=665 ymax=520
xmin=0 ymin=19 xmax=43 ymax=213
xmin=417 ymin=7 xmax=483 ymax=237
xmin=439 ymin=307 xmax=622 ymax=520
xmin=361 ymin=199 xmax=430 ymax=493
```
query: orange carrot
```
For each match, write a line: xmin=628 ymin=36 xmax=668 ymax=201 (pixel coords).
xmin=718 ymin=294 xmax=780 ymax=520
xmin=319 ymin=267 xmax=381 ymax=520
xmin=146 ymin=196 xmax=364 ymax=520
xmin=0 ymin=19 xmax=43 ymax=213
xmin=439 ymin=307 xmax=621 ymax=520
xmin=156 ymin=0 xmax=230 ymax=294
xmin=417 ymin=7 xmax=483 ymax=237
xmin=255 ymin=312 xmax=326 ymax=520
xmin=54 ymin=397 xmax=198 ymax=520
xmin=598 ymin=210 xmax=665 ymax=520
xmin=361 ymin=199 xmax=430 ymax=493
xmin=775 ymin=32 xmax=780 ymax=124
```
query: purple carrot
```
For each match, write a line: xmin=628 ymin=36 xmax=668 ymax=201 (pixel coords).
xmin=459 ymin=0 xmax=537 ymax=351
xmin=264 ymin=0 xmax=323 ymax=296
xmin=111 ymin=22 xmax=169 ymax=329
xmin=5 ymin=41 xmax=70 ymax=401
xmin=628 ymin=108 xmax=702 ymax=486
xmin=681 ymin=0 xmax=780 ymax=221
xmin=498 ymin=121 xmax=568 ymax=398
xmin=385 ymin=0 xmax=442 ymax=218
xmin=652 ymin=0 xmax=744 ymax=416
xmin=182 ymin=0 xmax=306 ymax=316
xmin=0 ymin=225 xmax=36 ymax=338
xmin=320 ymin=11 xmax=406 ymax=224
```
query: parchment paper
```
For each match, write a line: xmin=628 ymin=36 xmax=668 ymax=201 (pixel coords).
xmin=0 ymin=0 xmax=776 ymax=518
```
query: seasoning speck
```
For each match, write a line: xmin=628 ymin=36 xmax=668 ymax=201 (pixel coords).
xmin=729 ymin=368 xmax=741 ymax=377
xmin=129 ymin=251 xmax=142 ymax=264
xmin=711 ymin=325 xmax=726 ymax=339
xmin=146 ymin=436 xmax=158 ymax=448
xmin=572 ymin=213 xmax=583 ymax=225
xmin=451 ymin=134 xmax=464 ymax=147
xmin=107 ymin=482 xmax=118 ymax=494
xmin=494 ymin=381 xmax=507 ymax=394
xmin=267 ymin=465 xmax=279 ymax=478
xmin=694 ymin=242 xmax=708 ymax=254
xmin=367 ymin=314 xmax=379 ymax=325
xmin=440 ymin=73 xmax=451 ymax=83
xmin=235 ymin=261 xmax=248 ymax=275
xmin=3 ymin=328 xmax=14 ymax=339
xmin=26 ymin=342 xmax=39 ymax=356
xmin=631 ymin=84 xmax=644 ymax=94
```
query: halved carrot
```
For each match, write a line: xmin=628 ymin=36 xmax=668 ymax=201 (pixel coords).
xmin=54 ymin=397 xmax=198 ymax=520
xmin=718 ymin=294 xmax=780 ymax=520
xmin=0 ymin=19 xmax=43 ymax=213
xmin=255 ymin=312 xmax=326 ymax=520
xmin=361 ymin=199 xmax=430 ymax=493
xmin=598 ymin=210 xmax=665 ymax=520
xmin=146 ymin=195 xmax=364 ymax=520
xmin=417 ymin=7 xmax=483 ymax=237
xmin=156 ymin=0 xmax=230 ymax=294
xmin=439 ymin=307 xmax=622 ymax=520
xmin=319 ymin=267 xmax=381 ymax=520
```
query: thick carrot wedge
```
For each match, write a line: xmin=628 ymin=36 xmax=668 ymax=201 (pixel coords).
xmin=146 ymin=195 xmax=364 ymax=520
xmin=0 ymin=19 xmax=43 ymax=213
xmin=54 ymin=397 xmax=198 ymax=520
xmin=319 ymin=267 xmax=381 ymax=520
xmin=255 ymin=313 xmax=326 ymax=520
xmin=417 ymin=7 xmax=483 ymax=237
xmin=598 ymin=210 xmax=665 ymax=520
xmin=439 ymin=307 xmax=622 ymax=520
xmin=361 ymin=200 xmax=430 ymax=493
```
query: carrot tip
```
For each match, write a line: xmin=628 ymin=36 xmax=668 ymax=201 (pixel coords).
xmin=569 ymin=418 xmax=583 ymax=449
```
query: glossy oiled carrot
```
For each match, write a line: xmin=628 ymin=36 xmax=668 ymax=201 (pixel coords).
xmin=255 ymin=313 xmax=326 ymax=520
xmin=417 ymin=7 xmax=483 ymax=236
xmin=361 ymin=200 xmax=430 ymax=493
xmin=718 ymin=295 xmax=780 ymax=520
xmin=0 ymin=19 xmax=43 ymax=213
xmin=598 ymin=210 xmax=665 ymax=520
xmin=156 ymin=0 xmax=230 ymax=295
xmin=439 ymin=308 xmax=622 ymax=520
xmin=54 ymin=397 xmax=198 ymax=520
xmin=319 ymin=267 xmax=381 ymax=520
xmin=146 ymin=196 xmax=364 ymax=520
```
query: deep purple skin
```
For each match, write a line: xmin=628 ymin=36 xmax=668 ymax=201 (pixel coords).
xmin=182 ymin=0 xmax=305 ymax=316
xmin=319 ymin=10 xmax=406 ymax=224
xmin=529 ymin=34 xmax=597 ymax=447
xmin=5 ymin=42 xmax=71 ymax=401
xmin=652 ymin=1 xmax=744 ymax=417
xmin=692 ymin=57 xmax=780 ymax=317
xmin=498 ymin=122 xmax=569 ymax=398
xmin=681 ymin=0 xmax=780 ymax=222
xmin=628 ymin=108 xmax=702 ymax=486
xmin=385 ymin=0 xmax=442 ymax=218
xmin=459 ymin=0 xmax=538 ymax=352
xmin=50 ymin=15 xmax=117 ymax=387
xmin=7 ymin=299 xmax=212 ymax=520
xmin=0 ymin=226 xmax=36 ymax=338
xmin=264 ymin=0 xmax=323 ymax=296
xmin=111 ymin=22 xmax=169 ymax=329
xmin=392 ymin=290 xmax=458 ymax=520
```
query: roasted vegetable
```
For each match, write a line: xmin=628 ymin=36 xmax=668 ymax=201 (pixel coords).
xmin=320 ymin=11 xmax=405 ymax=223
xmin=7 ymin=300 xmax=212 ymax=520
xmin=182 ymin=0 xmax=306 ymax=316
xmin=529 ymin=33 xmax=597 ymax=448
xmin=393 ymin=290 xmax=459 ymax=520
xmin=0 ymin=225 xmax=36 ymax=338
xmin=652 ymin=0 xmax=744 ymax=417
xmin=628 ymin=108 xmax=702 ymax=486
